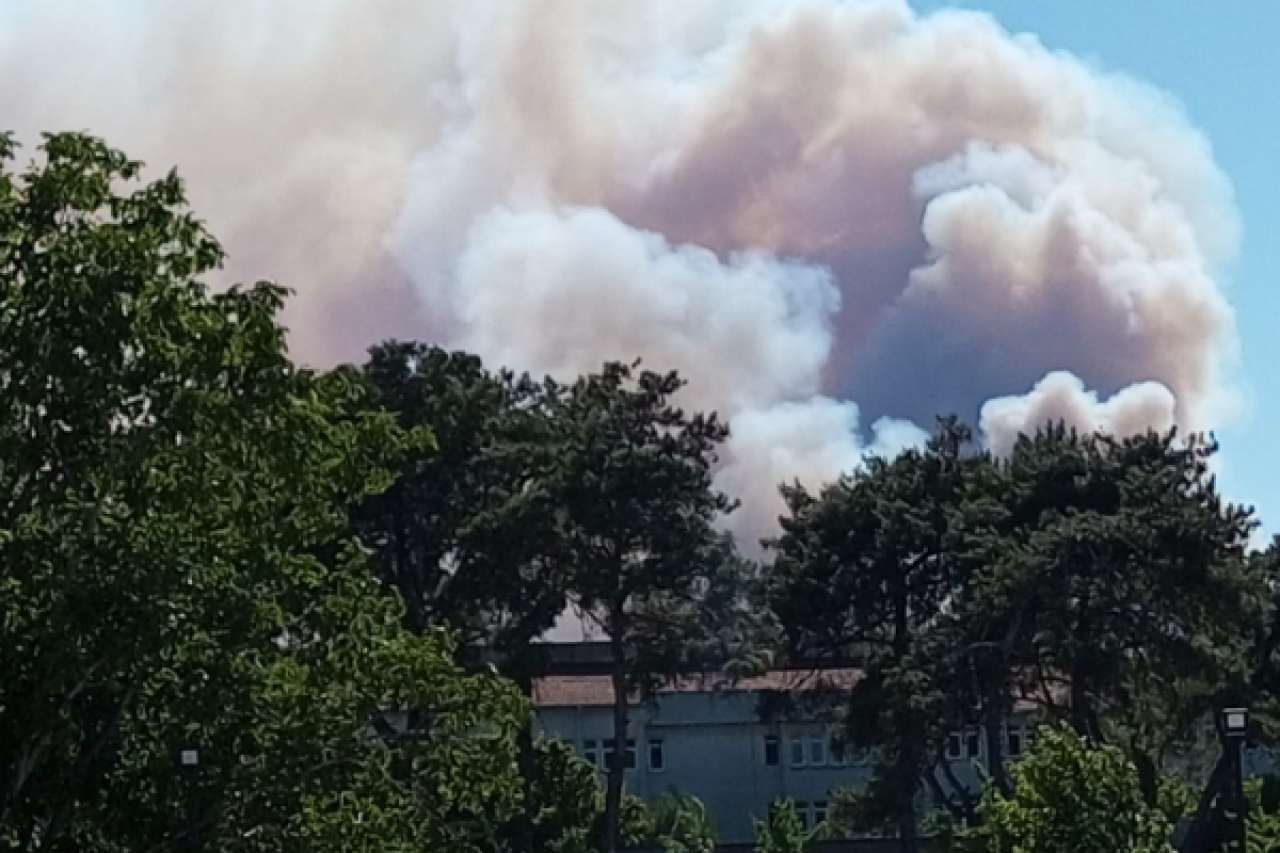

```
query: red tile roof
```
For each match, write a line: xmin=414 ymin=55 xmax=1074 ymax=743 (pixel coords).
xmin=533 ymin=668 xmax=862 ymax=708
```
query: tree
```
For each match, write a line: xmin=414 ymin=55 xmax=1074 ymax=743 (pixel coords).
xmin=958 ymin=726 xmax=1173 ymax=853
xmin=768 ymin=418 xmax=985 ymax=848
xmin=349 ymin=342 xmax=575 ymax=852
xmin=0 ymin=132 xmax=525 ymax=851
xmin=967 ymin=427 xmax=1262 ymax=798
xmin=547 ymin=362 xmax=739 ymax=853
xmin=649 ymin=790 xmax=717 ymax=853
xmin=489 ymin=737 xmax=652 ymax=853
xmin=770 ymin=419 xmax=1262 ymax=843
xmin=350 ymin=342 xmax=568 ymax=667
xmin=754 ymin=800 xmax=820 ymax=853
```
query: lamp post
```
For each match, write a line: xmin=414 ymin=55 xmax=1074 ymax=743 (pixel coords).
xmin=178 ymin=747 xmax=202 ymax=852
xmin=1222 ymin=707 xmax=1249 ymax=853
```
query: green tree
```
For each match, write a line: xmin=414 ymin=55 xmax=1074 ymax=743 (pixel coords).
xmin=547 ymin=362 xmax=739 ymax=853
xmin=961 ymin=726 xmax=1173 ymax=853
xmin=350 ymin=342 xmax=574 ymax=852
xmin=768 ymin=418 xmax=985 ymax=847
xmin=649 ymin=790 xmax=717 ymax=853
xmin=1183 ymin=538 xmax=1280 ymax=853
xmin=968 ymin=428 xmax=1261 ymax=798
xmin=350 ymin=342 xmax=567 ymax=665
xmin=488 ymin=737 xmax=651 ymax=853
xmin=0 ymin=132 xmax=525 ymax=851
xmin=754 ymin=800 xmax=819 ymax=853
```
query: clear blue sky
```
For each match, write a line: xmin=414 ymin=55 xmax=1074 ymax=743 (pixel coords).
xmin=912 ymin=0 xmax=1279 ymax=542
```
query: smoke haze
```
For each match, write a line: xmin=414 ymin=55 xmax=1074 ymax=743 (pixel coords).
xmin=0 ymin=0 xmax=1242 ymax=545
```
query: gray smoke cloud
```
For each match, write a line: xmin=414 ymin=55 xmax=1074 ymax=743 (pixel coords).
xmin=0 ymin=0 xmax=1242 ymax=546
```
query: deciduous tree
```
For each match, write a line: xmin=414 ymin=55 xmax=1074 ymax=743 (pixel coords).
xmin=0 ymin=132 xmax=525 ymax=851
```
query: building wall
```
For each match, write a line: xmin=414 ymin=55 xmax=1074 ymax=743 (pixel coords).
xmin=536 ymin=690 xmax=880 ymax=843
xmin=535 ymin=688 xmax=1279 ymax=845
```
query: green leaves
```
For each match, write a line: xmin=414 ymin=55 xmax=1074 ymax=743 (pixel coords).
xmin=961 ymin=727 xmax=1174 ymax=853
xmin=352 ymin=341 xmax=567 ymax=652
xmin=543 ymin=361 xmax=746 ymax=852
xmin=0 ymin=134 xmax=525 ymax=852
xmin=649 ymin=790 xmax=717 ymax=853
xmin=771 ymin=418 xmax=1262 ymax=839
xmin=754 ymin=800 xmax=818 ymax=853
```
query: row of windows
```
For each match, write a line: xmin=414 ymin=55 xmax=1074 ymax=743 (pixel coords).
xmin=578 ymin=725 xmax=1031 ymax=774
xmin=944 ymin=724 xmax=1032 ymax=761
xmin=788 ymin=800 xmax=828 ymax=831
xmin=763 ymin=734 xmax=868 ymax=768
xmin=581 ymin=734 xmax=855 ymax=773
xmin=581 ymin=738 xmax=665 ymax=772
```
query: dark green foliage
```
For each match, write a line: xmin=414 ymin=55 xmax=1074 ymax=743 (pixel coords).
xmin=488 ymin=737 xmax=652 ymax=853
xmin=0 ymin=132 xmax=526 ymax=851
xmin=768 ymin=418 xmax=984 ymax=845
xmin=649 ymin=790 xmax=717 ymax=853
xmin=546 ymin=361 xmax=742 ymax=852
xmin=351 ymin=342 xmax=568 ymax=664
xmin=754 ymin=800 xmax=818 ymax=853
xmin=977 ymin=428 xmax=1260 ymax=748
xmin=771 ymin=416 xmax=1262 ymax=841
xmin=957 ymin=726 xmax=1173 ymax=853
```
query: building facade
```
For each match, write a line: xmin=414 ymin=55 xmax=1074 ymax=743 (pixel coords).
xmin=530 ymin=645 xmax=1036 ymax=844
xmin=501 ymin=643 xmax=1273 ymax=846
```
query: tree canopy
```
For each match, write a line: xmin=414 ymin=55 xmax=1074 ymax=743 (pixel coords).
xmin=0 ymin=133 xmax=525 ymax=852
xmin=545 ymin=361 xmax=744 ymax=853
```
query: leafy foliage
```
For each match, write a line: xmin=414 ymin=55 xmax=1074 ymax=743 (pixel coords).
xmin=754 ymin=800 xmax=819 ymax=853
xmin=351 ymin=343 xmax=568 ymax=665
xmin=649 ymin=790 xmax=717 ymax=853
xmin=960 ymin=726 xmax=1174 ymax=853
xmin=545 ymin=361 xmax=743 ymax=852
xmin=487 ymin=737 xmax=652 ymax=853
xmin=0 ymin=132 xmax=525 ymax=851
xmin=771 ymin=417 xmax=1262 ymax=840
xmin=768 ymin=417 xmax=985 ymax=841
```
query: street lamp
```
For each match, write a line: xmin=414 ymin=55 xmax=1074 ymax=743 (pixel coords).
xmin=178 ymin=747 xmax=202 ymax=852
xmin=1224 ymin=709 xmax=1249 ymax=738
xmin=1222 ymin=708 xmax=1249 ymax=853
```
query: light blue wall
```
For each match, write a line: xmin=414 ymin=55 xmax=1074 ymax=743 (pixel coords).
xmin=536 ymin=689 xmax=879 ymax=842
xmin=535 ymin=694 xmax=1280 ymax=844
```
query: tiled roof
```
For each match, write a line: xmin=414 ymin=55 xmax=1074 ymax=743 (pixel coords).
xmin=533 ymin=668 xmax=862 ymax=708
xmin=532 ymin=668 xmax=1054 ymax=714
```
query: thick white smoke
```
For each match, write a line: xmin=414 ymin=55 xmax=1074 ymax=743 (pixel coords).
xmin=0 ymin=0 xmax=1242 ymax=546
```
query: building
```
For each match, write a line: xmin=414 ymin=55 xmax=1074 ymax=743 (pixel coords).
xmin=405 ymin=642 xmax=1275 ymax=846
xmin=530 ymin=644 xmax=1037 ymax=844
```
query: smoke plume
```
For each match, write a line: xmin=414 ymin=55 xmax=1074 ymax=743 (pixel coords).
xmin=0 ymin=0 xmax=1242 ymax=545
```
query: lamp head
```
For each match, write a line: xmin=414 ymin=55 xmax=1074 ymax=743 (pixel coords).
xmin=1223 ymin=708 xmax=1249 ymax=738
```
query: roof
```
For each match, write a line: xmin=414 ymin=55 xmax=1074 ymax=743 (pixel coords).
xmin=532 ymin=668 xmax=1054 ymax=715
xmin=532 ymin=668 xmax=862 ymax=708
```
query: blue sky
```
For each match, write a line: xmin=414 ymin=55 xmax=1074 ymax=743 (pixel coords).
xmin=913 ymin=0 xmax=1279 ymax=542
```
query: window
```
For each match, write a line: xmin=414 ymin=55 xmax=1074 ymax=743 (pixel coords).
xmin=790 ymin=801 xmax=826 ymax=830
xmin=946 ymin=732 xmax=963 ymax=761
xmin=794 ymin=801 xmax=811 ymax=831
xmin=789 ymin=737 xmax=807 ymax=767
xmin=648 ymin=738 xmax=665 ymax=772
xmin=828 ymin=736 xmax=847 ymax=767
xmin=764 ymin=735 xmax=780 ymax=767
xmin=583 ymin=739 xmax=599 ymax=767
xmin=809 ymin=735 xmax=827 ymax=766
xmin=966 ymin=729 xmax=981 ymax=760
xmin=603 ymin=739 xmax=637 ymax=770
xmin=1006 ymin=725 xmax=1025 ymax=758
